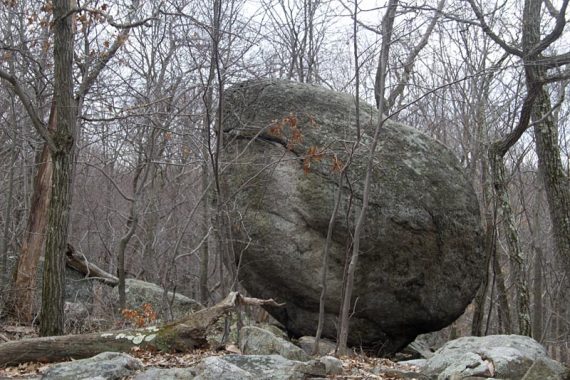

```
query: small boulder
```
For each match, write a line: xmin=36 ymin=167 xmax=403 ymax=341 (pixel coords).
xmin=111 ymin=279 xmax=203 ymax=319
xmin=319 ymin=355 xmax=343 ymax=375
xmin=194 ymin=356 xmax=254 ymax=380
xmin=522 ymin=358 xmax=570 ymax=380
xmin=423 ymin=335 xmax=569 ymax=380
xmin=239 ymin=326 xmax=309 ymax=361
xmin=221 ymin=355 xmax=326 ymax=380
xmin=297 ymin=336 xmax=338 ymax=356
xmin=133 ymin=367 xmax=194 ymax=380
xmin=41 ymin=352 xmax=142 ymax=380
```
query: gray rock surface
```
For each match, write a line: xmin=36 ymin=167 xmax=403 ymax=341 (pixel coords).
xmin=239 ymin=326 xmax=309 ymax=361
xmin=194 ymin=356 xmax=254 ymax=380
xmin=522 ymin=358 xmax=570 ymax=380
xmin=133 ymin=367 xmax=194 ymax=380
xmin=319 ymin=355 xmax=343 ymax=375
xmin=221 ymin=355 xmax=326 ymax=380
xmin=297 ymin=336 xmax=338 ymax=356
xmin=222 ymin=79 xmax=484 ymax=353
xmin=422 ymin=335 xmax=569 ymax=380
xmin=111 ymin=279 xmax=203 ymax=319
xmin=41 ymin=352 xmax=142 ymax=380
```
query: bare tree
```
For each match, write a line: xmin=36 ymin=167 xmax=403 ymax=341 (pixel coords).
xmin=337 ymin=0 xmax=398 ymax=355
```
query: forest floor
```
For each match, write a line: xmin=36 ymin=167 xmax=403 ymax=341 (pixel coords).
xmin=0 ymin=323 xmax=423 ymax=379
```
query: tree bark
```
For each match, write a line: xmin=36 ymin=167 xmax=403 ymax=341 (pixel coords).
xmin=489 ymin=152 xmax=532 ymax=336
xmin=8 ymin=103 xmax=55 ymax=322
xmin=39 ymin=0 xmax=76 ymax=336
xmin=0 ymin=292 xmax=283 ymax=367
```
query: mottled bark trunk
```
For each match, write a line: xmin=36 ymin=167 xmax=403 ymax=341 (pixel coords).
xmin=490 ymin=153 xmax=532 ymax=336
xmin=40 ymin=148 xmax=73 ymax=336
xmin=531 ymin=86 xmax=570 ymax=273
xmin=471 ymin=212 xmax=493 ymax=336
xmin=199 ymin=164 xmax=210 ymax=305
xmin=493 ymin=247 xmax=512 ymax=334
xmin=39 ymin=0 xmax=76 ymax=336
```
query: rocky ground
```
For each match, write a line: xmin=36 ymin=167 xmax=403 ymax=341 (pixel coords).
xmin=0 ymin=321 xmax=568 ymax=380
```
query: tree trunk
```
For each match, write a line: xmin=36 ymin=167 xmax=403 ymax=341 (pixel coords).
xmin=0 ymin=292 xmax=283 ymax=367
xmin=40 ymin=149 xmax=73 ymax=336
xmin=490 ymin=153 xmax=532 ymax=336
xmin=532 ymin=245 xmax=543 ymax=342
xmin=9 ymin=134 xmax=53 ymax=322
xmin=471 ymin=220 xmax=493 ymax=336
xmin=531 ymin=85 xmax=570 ymax=273
xmin=39 ymin=0 xmax=76 ymax=336
xmin=337 ymin=0 xmax=398 ymax=355
xmin=493 ymin=247 xmax=512 ymax=334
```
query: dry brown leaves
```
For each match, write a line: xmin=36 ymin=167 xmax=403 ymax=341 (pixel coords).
xmin=335 ymin=355 xmax=423 ymax=379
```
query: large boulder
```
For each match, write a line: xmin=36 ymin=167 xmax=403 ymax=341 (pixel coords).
xmin=222 ymin=79 xmax=484 ymax=353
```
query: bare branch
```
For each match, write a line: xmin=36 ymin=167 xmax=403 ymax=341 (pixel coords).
xmin=0 ymin=69 xmax=56 ymax=151
xmin=386 ymin=0 xmax=445 ymax=110
xmin=61 ymin=7 xmax=158 ymax=29
xmin=543 ymin=0 xmax=560 ymax=17
xmin=527 ymin=0 xmax=569 ymax=57
xmin=465 ymin=0 xmax=523 ymax=57
xmin=542 ymin=51 xmax=570 ymax=69
xmin=79 ymin=161 xmax=135 ymax=202
xmin=490 ymin=83 xmax=538 ymax=158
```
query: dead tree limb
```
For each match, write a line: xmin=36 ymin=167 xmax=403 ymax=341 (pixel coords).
xmin=65 ymin=244 xmax=119 ymax=286
xmin=0 ymin=292 xmax=284 ymax=367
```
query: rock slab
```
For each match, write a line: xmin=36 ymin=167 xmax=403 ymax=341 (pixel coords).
xmin=41 ymin=352 xmax=142 ymax=380
xmin=239 ymin=326 xmax=309 ymax=361
xmin=111 ymin=279 xmax=203 ymax=319
xmin=222 ymin=79 xmax=484 ymax=353
xmin=422 ymin=335 xmax=570 ymax=380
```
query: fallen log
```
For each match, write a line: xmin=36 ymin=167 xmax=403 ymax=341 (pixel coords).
xmin=65 ymin=244 xmax=119 ymax=286
xmin=0 ymin=292 xmax=284 ymax=367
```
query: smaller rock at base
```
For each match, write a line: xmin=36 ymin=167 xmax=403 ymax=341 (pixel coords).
xmin=194 ymin=356 xmax=254 ymax=380
xmin=522 ymin=358 xmax=570 ymax=380
xmin=240 ymin=326 xmax=309 ymax=361
xmin=133 ymin=367 xmax=195 ymax=380
xmin=319 ymin=356 xmax=343 ymax=375
xmin=399 ymin=358 xmax=427 ymax=368
xmin=297 ymin=336 xmax=339 ymax=356
xmin=41 ymin=352 xmax=143 ymax=380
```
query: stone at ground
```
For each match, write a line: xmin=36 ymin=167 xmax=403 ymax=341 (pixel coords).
xmin=297 ymin=336 xmax=338 ymax=356
xmin=259 ymin=323 xmax=288 ymax=338
xmin=373 ymin=366 xmax=430 ymax=379
xmin=422 ymin=335 xmax=569 ymax=380
xmin=133 ymin=367 xmax=193 ymax=380
xmin=41 ymin=352 xmax=142 ymax=380
xmin=223 ymin=79 xmax=484 ymax=353
xmin=239 ymin=325 xmax=309 ymax=361
xmin=400 ymin=358 xmax=428 ymax=368
xmin=319 ymin=355 xmax=343 ymax=375
xmin=194 ymin=356 xmax=254 ymax=380
xmin=221 ymin=354 xmax=326 ymax=380
xmin=111 ymin=279 xmax=203 ymax=320
xmin=522 ymin=358 xmax=570 ymax=380
xmin=133 ymin=355 xmax=326 ymax=380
